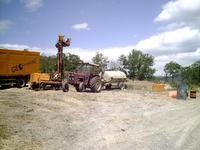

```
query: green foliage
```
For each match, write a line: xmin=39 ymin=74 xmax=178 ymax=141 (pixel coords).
xmin=40 ymin=53 xmax=81 ymax=73
xmin=40 ymin=55 xmax=57 ymax=73
xmin=181 ymin=60 xmax=200 ymax=87
xmin=118 ymin=54 xmax=128 ymax=74
xmin=92 ymin=52 xmax=108 ymax=70
xmin=164 ymin=60 xmax=200 ymax=88
xmin=164 ymin=61 xmax=182 ymax=82
xmin=118 ymin=49 xmax=155 ymax=80
xmin=63 ymin=53 xmax=81 ymax=71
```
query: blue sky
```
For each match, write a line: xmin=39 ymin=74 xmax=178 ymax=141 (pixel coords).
xmin=0 ymin=0 xmax=200 ymax=75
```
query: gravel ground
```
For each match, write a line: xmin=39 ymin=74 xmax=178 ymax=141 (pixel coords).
xmin=0 ymin=82 xmax=200 ymax=150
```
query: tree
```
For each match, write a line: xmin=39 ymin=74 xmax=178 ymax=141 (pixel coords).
xmin=128 ymin=50 xmax=155 ymax=80
xmin=40 ymin=55 xmax=57 ymax=73
xmin=181 ymin=60 xmax=200 ymax=86
xmin=92 ymin=52 xmax=108 ymax=70
xmin=118 ymin=54 xmax=128 ymax=74
xmin=135 ymin=53 xmax=155 ymax=80
xmin=118 ymin=49 xmax=155 ymax=80
xmin=40 ymin=53 xmax=81 ymax=73
xmin=107 ymin=61 xmax=120 ymax=70
xmin=64 ymin=53 xmax=81 ymax=71
xmin=164 ymin=61 xmax=182 ymax=82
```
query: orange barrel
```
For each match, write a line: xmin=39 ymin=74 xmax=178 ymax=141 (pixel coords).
xmin=190 ymin=91 xmax=196 ymax=99
xmin=169 ymin=91 xmax=177 ymax=99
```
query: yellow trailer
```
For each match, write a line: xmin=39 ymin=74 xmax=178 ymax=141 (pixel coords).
xmin=0 ymin=49 xmax=40 ymax=88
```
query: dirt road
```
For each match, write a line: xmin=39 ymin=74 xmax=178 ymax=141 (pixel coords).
xmin=0 ymin=83 xmax=200 ymax=150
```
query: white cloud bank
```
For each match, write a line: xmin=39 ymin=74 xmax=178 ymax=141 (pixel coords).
xmin=155 ymin=0 xmax=200 ymax=22
xmin=155 ymin=0 xmax=200 ymax=30
xmin=71 ymin=22 xmax=90 ymax=31
xmin=21 ymin=0 xmax=43 ymax=11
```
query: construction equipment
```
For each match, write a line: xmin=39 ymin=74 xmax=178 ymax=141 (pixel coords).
xmin=68 ymin=62 xmax=102 ymax=92
xmin=30 ymin=35 xmax=70 ymax=91
xmin=68 ymin=62 xmax=127 ymax=92
xmin=0 ymin=49 xmax=40 ymax=88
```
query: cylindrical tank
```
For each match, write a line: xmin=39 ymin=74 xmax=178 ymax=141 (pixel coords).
xmin=102 ymin=71 xmax=126 ymax=82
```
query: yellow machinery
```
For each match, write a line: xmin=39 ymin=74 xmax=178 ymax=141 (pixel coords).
xmin=152 ymin=83 xmax=165 ymax=92
xmin=0 ymin=49 xmax=40 ymax=88
xmin=30 ymin=73 xmax=62 ymax=90
xmin=29 ymin=35 xmax=70 ymax=91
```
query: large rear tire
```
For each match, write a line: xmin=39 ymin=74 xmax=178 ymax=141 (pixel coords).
xmin=62 ymin=82 xmax=69 ymax=92
xmin=78 ymin=82 xmax=85 ymax=92
xmin=90 ymin=76 xmax=102 ymax=92
xmin=105 ymin=84 xmax=112 ymax=90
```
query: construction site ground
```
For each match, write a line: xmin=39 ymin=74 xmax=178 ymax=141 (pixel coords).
xmin=0 ymin=81 xmax=200 ymax=150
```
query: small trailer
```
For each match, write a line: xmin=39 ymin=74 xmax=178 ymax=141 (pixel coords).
xmin=0 ymin=49 xmax=40 ymax=88
xmin=101 ymin=70 xmax=127 ymax=90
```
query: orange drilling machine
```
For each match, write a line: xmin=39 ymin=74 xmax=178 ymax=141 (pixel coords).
xmin=30 ymin=35 xmax=70 ymax=91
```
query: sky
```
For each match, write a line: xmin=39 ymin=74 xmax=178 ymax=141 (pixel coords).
xmin=0 ymin=0 xmax=200 ymax=75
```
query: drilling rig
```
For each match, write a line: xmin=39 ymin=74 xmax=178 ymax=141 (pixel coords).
xmin=29 ymin=35 xmax=71 ymax=92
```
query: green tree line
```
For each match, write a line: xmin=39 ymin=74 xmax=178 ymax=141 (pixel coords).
xmin=40 ymin=53 xmax=81 ymax=73
xmin=164 ymin=61 xmax=200 ymax=87
xmin=92 ymin=50 xmax=155 ymax=80
xmin=40 ymin=50 xmax=199 ymax=86
xmin=40 ymin=49 xmax=156 ymax=81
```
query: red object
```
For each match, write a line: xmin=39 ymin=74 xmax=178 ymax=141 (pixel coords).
xmin=169 ymin=91 xmax=177 ymax=99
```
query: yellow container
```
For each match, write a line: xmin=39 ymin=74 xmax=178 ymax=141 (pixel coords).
xmin=0 ymin=49 xmax=40 ymax=76
xmin=30 ymin=73 xmax=50 ymax=83
xmin=152 ymin=84 xmax=165 ymax=92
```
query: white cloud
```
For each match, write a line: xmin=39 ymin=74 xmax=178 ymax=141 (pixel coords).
xmin=0 ymin=20 xmax=13 ymax=34
xmin=0 ymin=43 xmax=41 ymax=53
xmin=155 ymin=0 xmax=200 ymax=28
xmin=148 ymin=0 xmax=200 ymax=75
xmin=154 ymin=48 xmax=200 ymax=75
xmin=135 ymin=27 xmax=200 ymax=56
xmin=21 ymin=0 xmax=43 ymax=11
xmin=71 ymin=22 xmax=90 ymax=31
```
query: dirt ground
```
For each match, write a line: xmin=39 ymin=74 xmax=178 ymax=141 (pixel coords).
xmin=0 ymin=81 xmax=200 ymax=150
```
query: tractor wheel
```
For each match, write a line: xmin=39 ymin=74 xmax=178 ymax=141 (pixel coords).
xmin=118 ymin=82 xmax=126 ymax=90
xmin=55 ymin=85 xmax=61 ymax=90
xmin=78 ymin=82 xmax=85 ymax=92
xmin=30 ymin=83 xmax=37 ymax=90
xmin=16 ymin=78 xmax=26 ymax=88
xmin=62 ymin=82 xmax=69 ymax=92
xmin=74 ymin=85 xmax=79 ymax=92
xmin=39 ymin=82 xmax=46 ymax=90
xmin=105 ymin=84 xmax=112 ymax=90
xmin=90 ymin=76 xmax=102 ymax=92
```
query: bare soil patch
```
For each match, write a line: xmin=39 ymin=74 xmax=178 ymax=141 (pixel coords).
xmin=0 ymin=81 xmax=200 ymax=150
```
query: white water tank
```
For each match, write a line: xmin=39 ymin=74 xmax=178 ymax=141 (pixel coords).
xmin=102 ymin=71 xmax=127 ymax=82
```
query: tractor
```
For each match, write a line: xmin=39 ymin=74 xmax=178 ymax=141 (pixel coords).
xmin=68 ymin=62 xmax=102 ymax=92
